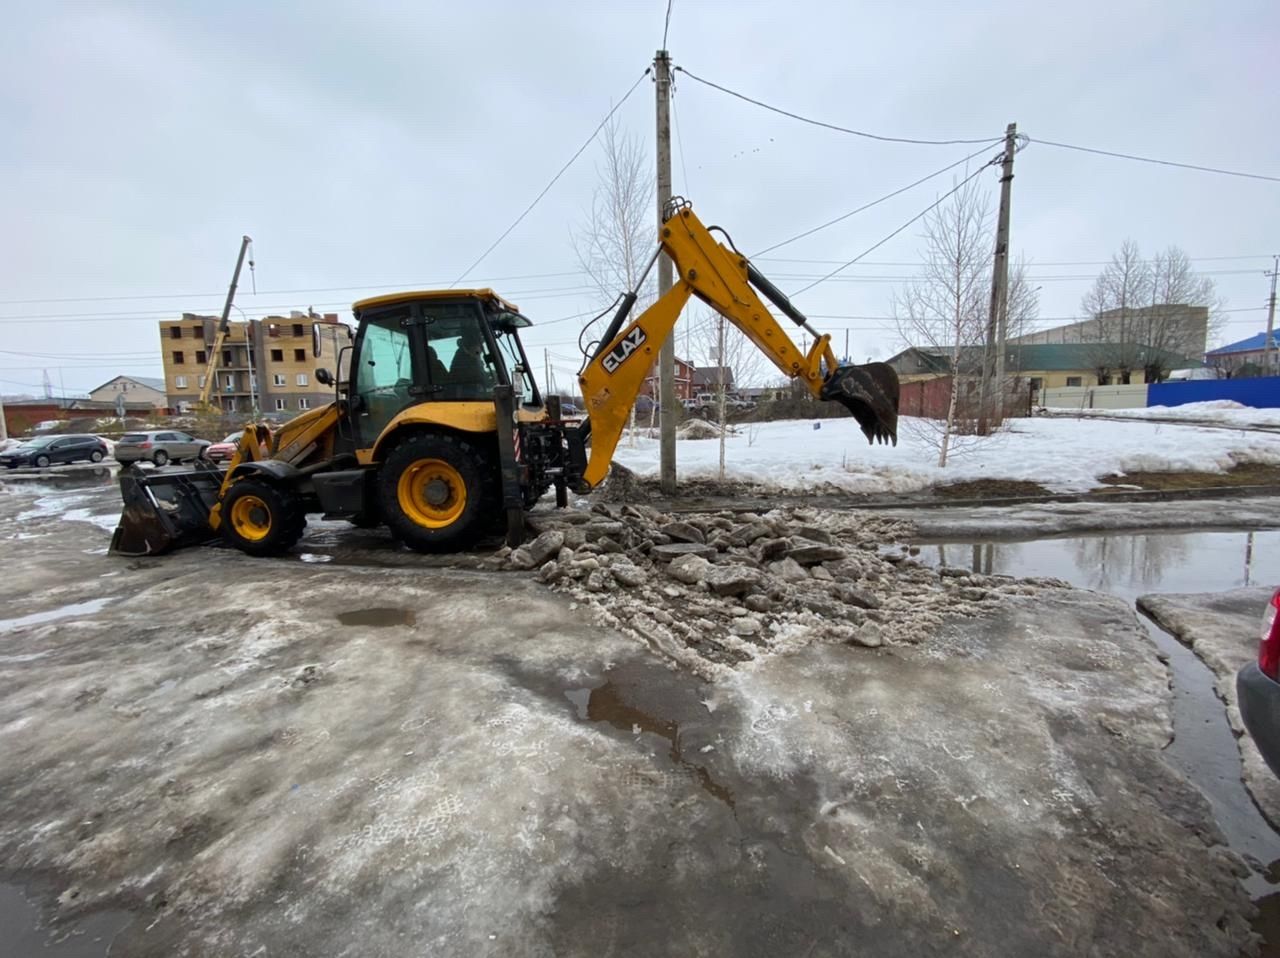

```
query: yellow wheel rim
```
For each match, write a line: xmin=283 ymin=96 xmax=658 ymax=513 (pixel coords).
xmin=229 ymin=494 xmax=273 ymax=542
xmin=397 ymin=458 xmax=467 ymax=529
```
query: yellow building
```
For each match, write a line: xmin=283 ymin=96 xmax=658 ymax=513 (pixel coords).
xmin=160 ymin=312 xmax=351 ymax=415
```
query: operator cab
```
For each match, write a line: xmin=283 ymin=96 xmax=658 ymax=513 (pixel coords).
xmin=345 ymin=289 xmax=543 ymax=446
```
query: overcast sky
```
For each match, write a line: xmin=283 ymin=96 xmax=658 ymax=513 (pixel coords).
xmin=2 ymin=0 xmax=1277 ymax=396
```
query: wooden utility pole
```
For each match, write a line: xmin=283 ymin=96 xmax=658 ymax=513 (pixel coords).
xmin=1265 ymin=256 xmax=1278 ymax=375
xmin=980 ymin=123 xmax=1017 ymax=431
xmin=655 ymin=49 xmax=676 ymax=494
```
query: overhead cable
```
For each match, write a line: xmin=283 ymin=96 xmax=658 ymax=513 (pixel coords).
xmin=450 ymin=67 xmax=653 ymax=287
xmin=1029 ymin=137 xmax=1280 ymax=184
xmin=756 ymin=144 xmax=1002 ymax=256
xmin=789 ymin=161 xmax=998 ymax=297
xmin=675 ymin=66 xmax=1003 ymax=146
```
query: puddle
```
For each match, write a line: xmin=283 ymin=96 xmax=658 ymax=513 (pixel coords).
xmin=0 ymin=881 xmax=135 ymax=957
xmin=566 ymin=675 xmax=735 ymax=810
xmin=918 ymin=530 xmax=1280 ymax=947
xmin=336 ymin=607 xmax=416 ymax=627
xmin=0 ymin=597 xmax=115 ymax=634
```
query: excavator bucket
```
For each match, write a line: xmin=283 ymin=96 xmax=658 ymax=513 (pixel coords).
xmin=820 ymin=362 xmax=900 ymax=446
xmin=109 ymin=464 xmax=223 ymax=557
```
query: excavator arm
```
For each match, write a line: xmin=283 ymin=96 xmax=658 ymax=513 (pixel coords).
xmin=575 ymin=201 xmax=899 ymax=490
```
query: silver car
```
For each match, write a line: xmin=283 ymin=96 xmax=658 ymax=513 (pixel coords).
xmin=114 ymin=430 xmax=211 ymax=467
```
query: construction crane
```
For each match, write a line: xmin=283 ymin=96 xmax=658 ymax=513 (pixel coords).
xmin=196 ymin=235 xmax=253 ymax=411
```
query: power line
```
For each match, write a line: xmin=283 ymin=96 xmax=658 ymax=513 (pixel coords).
xmin=672 ymin=83 xmax=692 ymax=196
xmin=789 ymin=161 xmax=998 ymax=297
xmin=1029 ymin=137 xmax=1280 ymax=184
xmin=662 ymin=0 xmax=674 ymax=50
xmin=450 ymin=67 xmax=652 ymax=287
xmin=755 ymin=144 xmax=1001 ymax=256
xmin=675 ymin=66 xmax=1003 ymax=146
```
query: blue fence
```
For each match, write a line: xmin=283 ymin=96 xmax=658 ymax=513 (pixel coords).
xmin=1147 ymin=376 xmax=1280 ymax=409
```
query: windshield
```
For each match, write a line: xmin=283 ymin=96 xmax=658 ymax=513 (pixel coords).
xmin=21 ymin=436 xmax=55 ymax=448
xmin=492 ymin=327 xmax=538 ymax=404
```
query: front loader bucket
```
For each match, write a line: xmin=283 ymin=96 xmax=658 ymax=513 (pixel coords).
xmin=820 ymin=362 xmax=900 ymax=446
xmin=109 ymin=464 xmax=223 ymax=557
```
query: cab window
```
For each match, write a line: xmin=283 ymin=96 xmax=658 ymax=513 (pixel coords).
xmin=421 ymin=303 xmax=498 ymax=400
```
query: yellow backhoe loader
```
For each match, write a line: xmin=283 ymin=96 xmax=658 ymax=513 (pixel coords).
xmin=111 ymin=200 xmax=899 ymax=558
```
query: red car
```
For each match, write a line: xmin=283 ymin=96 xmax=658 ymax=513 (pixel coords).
xmin=205 ymin=432 xmax=242 ymax=464
xmin=1237 ymin=587 xmax=1280 ymax=778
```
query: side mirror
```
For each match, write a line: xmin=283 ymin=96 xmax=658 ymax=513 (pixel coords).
xmin=312 ymin=323 xmax=323 ymax=358
xmin=316 ymin=368 xmax=334 ymax=386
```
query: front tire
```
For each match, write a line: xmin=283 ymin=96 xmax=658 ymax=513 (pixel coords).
xmin=379 ymin=433 xmax=496 ymax=552
xmin=219 ymin=479 xmax=306 ymax=557
xmin=34 ymin=454 xmax=50 ymax=468
xmin=153 ymin=449 xmax=169 ymax=467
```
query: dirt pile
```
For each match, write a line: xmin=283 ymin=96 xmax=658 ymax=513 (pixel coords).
xmin=493 ymin=504 xmax=1065 ymax=679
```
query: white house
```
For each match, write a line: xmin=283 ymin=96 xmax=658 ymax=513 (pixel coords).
xmin=88 ymin=375 xmax=169 ymax=411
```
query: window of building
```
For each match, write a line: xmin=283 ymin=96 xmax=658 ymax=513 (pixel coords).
xmin=296 ymin=373 xmax=308 ymax=387
xmin=222 ymin=350 xmax=233 ymax=366
xmin=198 ymin=375 xmax=206 ymax=388
xmin=292 ymin=323 xmax=304 ymax=337
xmin=1029 ymin=377 xmax=1043 ymax=392
xmin=193 ymin=325 xmax=204 ymax=338
xmin=270 ymin=348 xmax=284 ymax=362
xmin=224 ymin=375 xmax=234 ymax=390
xmin=195 ymin=350 xmax=207 ymax=365
xmin=273 ymin=374 xmax=286 ymax=386
xmin=274 ymin=398 xmax=287 ymax=411
xmin=1066 ymin=376 xmax=1083 ymax=387
xmin=298 ymin=397 xmax=310 ymax=410
xmin=172 ymin=350 xmax=185 ymax=364
xmin=175 ymin=375 xmax=188 ymax=389
xmin=294 ymin=348 xmax=306 ymax=362
xmin=169 ymin=326 xmax=182 ymax=339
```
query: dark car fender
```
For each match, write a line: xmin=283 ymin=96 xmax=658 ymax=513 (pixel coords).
xmin=1238 ymin=662 xmax=1280 ymax=779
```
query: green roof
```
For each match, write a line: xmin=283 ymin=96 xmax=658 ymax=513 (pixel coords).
xmin=901 ymin=342 xmax=1203 ymax=373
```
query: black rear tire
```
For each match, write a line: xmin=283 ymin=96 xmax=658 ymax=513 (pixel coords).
xmin=219 ymin=479 xmax=307 ymax=557
xmin=90 ymin=450 xmax=104 ymax=463
xmin=379 ymin=432 xmax=497 ymax=553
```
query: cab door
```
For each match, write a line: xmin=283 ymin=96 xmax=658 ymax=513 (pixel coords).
xmin=351 ymin=303 xmax=420 ymax=449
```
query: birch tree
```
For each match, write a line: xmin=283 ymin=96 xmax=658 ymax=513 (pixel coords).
xmin=892 ymin=178 xmax=992 ymax=466
xmin=571 ymin=116 xmax=654 ymax=443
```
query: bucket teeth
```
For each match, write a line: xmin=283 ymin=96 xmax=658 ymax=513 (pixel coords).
xmin=820 ymin=362 xmax=900 ymax=446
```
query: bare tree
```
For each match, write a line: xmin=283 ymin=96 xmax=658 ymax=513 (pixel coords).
xmin=1081 ymin=242 xmax=1220 ymax=384
xmin=689 ymin=309 xmax=768 ymax=478
xmin=892 ymin=177 xmax=992 ymax=466
xmin=570 ymin=116 xmax=654 ymax=442
xmin=1082 ymin=240 xmax=1149 ymax=384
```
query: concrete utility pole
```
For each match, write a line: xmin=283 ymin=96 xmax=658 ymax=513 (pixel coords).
xmin=980 ymin=122 xmax=1017 ymax=431
xmin=1265 ymin=256 xmax=1278 ymax=376
xmin=655 ymin=49 xmax=676 ymax=494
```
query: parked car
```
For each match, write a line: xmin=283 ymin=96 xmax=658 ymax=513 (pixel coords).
xmin=1237 ymin=587 xmax=1280 ymax=778
xmin=0 ymin=434 xmax=109 ymax=469
xmin=113 ymin=430 xmax=211 ymax=466
xmin=205 ymin=432 xmax=243 ymax=463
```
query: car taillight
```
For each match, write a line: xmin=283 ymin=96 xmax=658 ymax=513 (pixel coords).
xmin=139 ymin=441 xmax=151 ymax=449
xmin=1259 ymin=589 xmax=1280 ymax=680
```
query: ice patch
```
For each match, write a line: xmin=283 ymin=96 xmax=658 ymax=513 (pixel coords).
xmin=0 ymin=596 xmax=115 ymax=634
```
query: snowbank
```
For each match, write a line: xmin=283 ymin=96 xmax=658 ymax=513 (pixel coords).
xmin=1042 ymin=401 xmax=1280 ymax=429
xmin=611 ymin=415 xmax=1280 ymax=494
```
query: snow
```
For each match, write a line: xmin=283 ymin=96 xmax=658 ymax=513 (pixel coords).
xmin=1040 ymin=401 xmax=1280 ymax=429
xmin=610 ymin=416 xmax=1280 ymax=494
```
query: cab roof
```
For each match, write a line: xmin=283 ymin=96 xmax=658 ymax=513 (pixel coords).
xmin=352 ymin=288 xmax=521 ymax=314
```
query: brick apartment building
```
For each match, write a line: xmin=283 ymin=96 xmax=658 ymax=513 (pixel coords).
xmin=160 ymin=312 xmax=352 ymax=415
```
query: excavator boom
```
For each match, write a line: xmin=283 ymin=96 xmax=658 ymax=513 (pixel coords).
xmin=575 ymin=201 xmax=899 ymax=489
